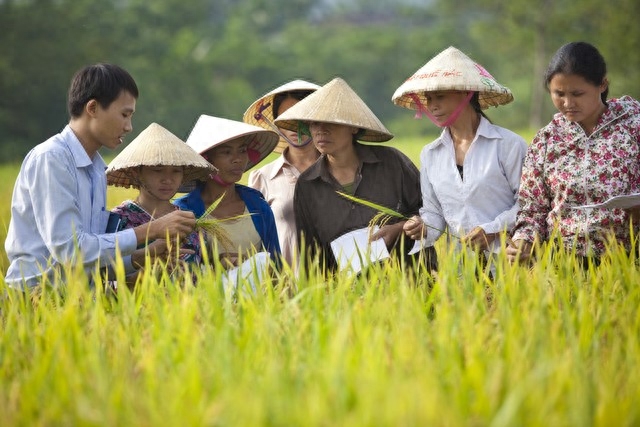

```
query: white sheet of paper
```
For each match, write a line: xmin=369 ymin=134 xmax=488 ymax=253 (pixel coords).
xmin=408 ymin=239 xmax=428 ymax=255
xmin=221 ymin=252 xmax=270 ymax=295
xmin=572 ymin=193 xmax=640 ymax=210
xmin=330 ymin=226 xmax=390 ymax=273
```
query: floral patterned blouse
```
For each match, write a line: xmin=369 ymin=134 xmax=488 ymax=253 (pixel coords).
xmin=111 ymin=200 xmax=202 ymax=264
xmin=512 ymin=96 xmax=640 ymax=256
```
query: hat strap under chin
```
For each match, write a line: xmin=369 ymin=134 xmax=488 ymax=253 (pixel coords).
xmin=210 ymin=173 xmax=233 ymax=187
xmin=254 ymin=103 xmax=301 ymax=147
xmin=409 ymin=91 xmax=474 ymax=128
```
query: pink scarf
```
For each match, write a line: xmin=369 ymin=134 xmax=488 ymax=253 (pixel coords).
xmin=409 ymin=91 xmax=474 ymax=128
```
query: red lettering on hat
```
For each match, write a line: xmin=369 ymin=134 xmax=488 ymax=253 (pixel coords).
xmin=474 ymin=63 xmax=494 ymax=79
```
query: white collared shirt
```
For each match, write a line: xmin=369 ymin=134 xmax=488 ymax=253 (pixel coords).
xmin=419 ymin=117 xmax=528 ymax=252
xmin=4 ymin=125 xmax=137 ymax=288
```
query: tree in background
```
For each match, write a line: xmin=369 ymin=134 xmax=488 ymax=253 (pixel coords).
xmin=0 ymin=0 xmax=638 ymax=163
xmin=434 ymin=0 xmax=640 ymax=129
xmin=0 ymin=0 xmax=121 ymax=160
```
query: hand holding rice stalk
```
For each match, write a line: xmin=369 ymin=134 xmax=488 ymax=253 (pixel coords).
xmin=336 ymin=191 xmax=458 ymax=240
xmin=194 ymin=192 xmax=254 ymax=252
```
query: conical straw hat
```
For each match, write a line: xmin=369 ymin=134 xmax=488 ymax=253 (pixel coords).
xmin=106 ymin=122 xmax=216 ymax=189
xmin=392 ymin=46 xmax=514 ymax=110
xmin=243 ymin=79 xmax=321 ymax=154
xmin=178 ymin=115 xmax=279 ymax=192
xmin=274 ymin=77 xmax=393 ymax=142
xmin=185 ymin=115 xmax=279 ymax=168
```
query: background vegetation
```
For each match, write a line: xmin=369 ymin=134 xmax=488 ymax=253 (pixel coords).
xmin=2 ymin=3 xmax=640 ymax=424
xmin=1 ymin=0 xmax=639 ymax=162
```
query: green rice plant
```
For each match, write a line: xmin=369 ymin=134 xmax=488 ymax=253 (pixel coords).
xmin=336 ymin=191 xmax=459 ymax=240
xmin=193 ymin=192 xmax=235 ymax=254
xmin=2 ymin=153 xmax=640 ymax=426
xmin=2 ymin=238 xmax=640 ymax=426
xmin=194 ymin=192 xmax=254 ymax=254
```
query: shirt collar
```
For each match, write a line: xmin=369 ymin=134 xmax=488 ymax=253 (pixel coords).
xmin=62 ymin=125 xmax=105 ymax=170
xmin=476 ymin=116 xmax=502 ymax=140
xmin=267 ymin=150 xmax=290 ymax=180
xmin=433 ymin=116 xmax=498 ymax=148
xmin=596 ymin=96 xmax=636 ymax=130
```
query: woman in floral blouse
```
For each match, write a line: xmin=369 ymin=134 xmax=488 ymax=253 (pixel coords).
xmin=507 ymin=42 xmax=640 ymax=264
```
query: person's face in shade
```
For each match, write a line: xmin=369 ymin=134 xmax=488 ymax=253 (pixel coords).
xmin=308 ymin=121 xmax=358 ymax=157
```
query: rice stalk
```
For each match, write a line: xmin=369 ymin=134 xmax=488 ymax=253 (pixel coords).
xmin=194 ymin=192 xmax=254 ymax=253
xmin=336 ymin=191 xmax=458 ymax=239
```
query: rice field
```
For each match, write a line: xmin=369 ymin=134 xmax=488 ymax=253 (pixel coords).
xmin=2 ymin=134 xmax=639 ymax=426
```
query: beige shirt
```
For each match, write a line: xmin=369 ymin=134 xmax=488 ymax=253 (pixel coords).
xmin=215 ymin=209 xmax=261 ymax=265
xmin=248 ymin=149 xmax=302 ymax=267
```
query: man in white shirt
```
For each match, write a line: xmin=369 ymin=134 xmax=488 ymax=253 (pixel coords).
xmin=4 ymin=63 xmax=196 ymax=290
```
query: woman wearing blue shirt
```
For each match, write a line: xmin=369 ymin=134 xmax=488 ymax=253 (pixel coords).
xmin=174 ymin=115 xmax=281 ymax=267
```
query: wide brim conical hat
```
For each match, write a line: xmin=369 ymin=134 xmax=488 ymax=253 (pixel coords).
xmin=274 ymin=77 xmax=393 ymax=143
xmin=185 ymin=115 xmax=279 ymax=169
xmin=392 ymin=46 xmax=514 ymax=110
xmin=243 ymin=79 xmax=321 ymax=154
xmin=106 ymin=122 xmax=216 ymax=189
xmin=178 ymin=115 xmax=279 ymax=192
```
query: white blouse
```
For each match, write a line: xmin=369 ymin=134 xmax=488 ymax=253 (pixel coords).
xmin=419 ymin=117 xmax=528 ymax=253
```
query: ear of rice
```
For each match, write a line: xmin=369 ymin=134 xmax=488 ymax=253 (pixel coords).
xmin=194 ymin=192 xmax=257 ymax=253
xmin=336 ymin=191 xmax=459 ymax=240
xmin=337 ymin=191 xmax=407 ymax=219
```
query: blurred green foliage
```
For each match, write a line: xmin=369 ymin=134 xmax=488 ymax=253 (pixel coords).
xmin=1 ymin=0 xmax=638 ymax=162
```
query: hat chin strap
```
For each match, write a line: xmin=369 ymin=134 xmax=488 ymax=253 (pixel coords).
xmin=210 ymin=173 xmax=233 ymax=187
xmin=247 ymin=147 xmax=260 ymax=164
xmin=290 ymin=135 xmax=313 ymax=148
xmin=254 ymin=104 xmax=311 ymax=148
xmin=409 ymin=91 xmax=474 ymax=128
xmin=252 ymin=105 xmax=314 ymax=149
xmin=271 ymin=128 xmax=312 ymax=148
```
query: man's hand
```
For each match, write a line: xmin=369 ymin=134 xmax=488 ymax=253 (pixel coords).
xmin=371 ymin=221 xmax=405 ymax=249
xmin=135 ymin=210 xmax=196 ymax=245
xmin=132 ymin=239 xmax=169 ymax=269
xmin=131 ymin=238 xmax=195 ymax=269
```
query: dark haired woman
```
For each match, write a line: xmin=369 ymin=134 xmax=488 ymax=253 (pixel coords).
xmin=507 ymin=41 xmax=640 ymax=265
xmin=243 ymin=80 xmax=321 ymax=267
xmin=392 ymin=46 xmax=527 ymax=274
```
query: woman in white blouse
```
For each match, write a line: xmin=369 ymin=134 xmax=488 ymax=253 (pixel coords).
xmin=392 ymin=46 xmax=527 ymax=265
